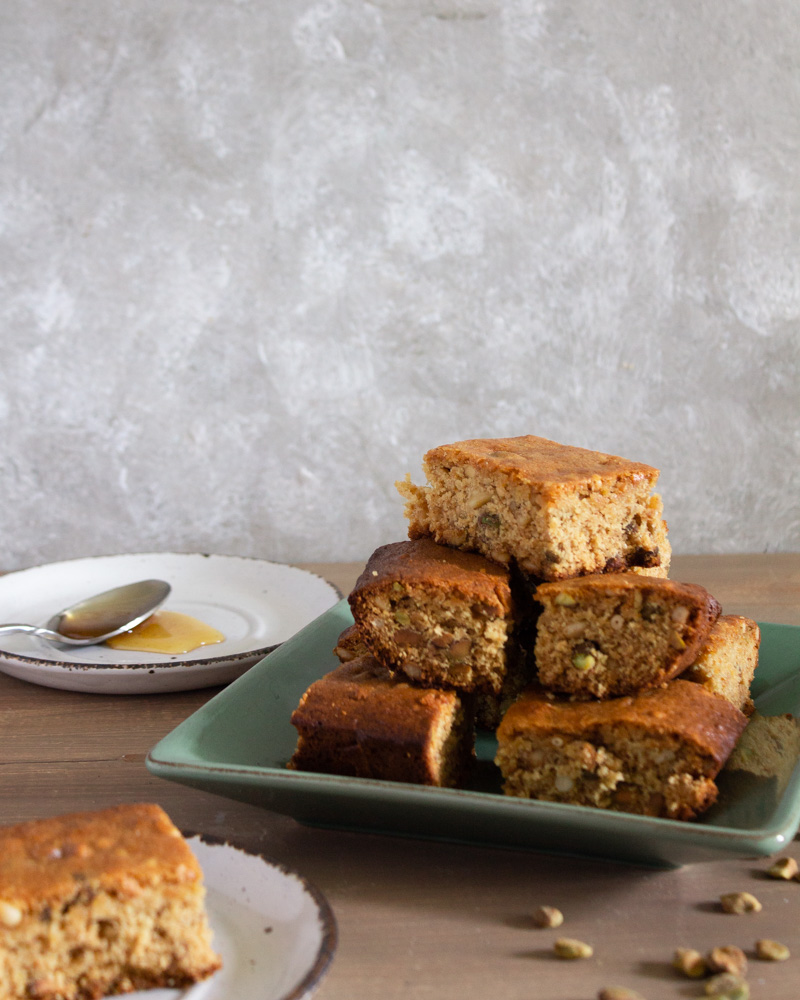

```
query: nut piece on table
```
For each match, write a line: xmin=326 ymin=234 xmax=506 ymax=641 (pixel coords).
xmin=719 ymin=891 xmax=762 ymax=914
xmin=532 ymin=905 xmax=563 ymax=928
xmin=755 ymin=938 xmax=790 ymax=961
xmin=704 ymin=972 xmax=749 ymax=999
xmin=766 ymin=856 xmax=798 ymax=880
xmin=707 ymin=945 xmax=747 ymax=977
xmin=673 ymin=947 xmax=707 ymax=978
xmin=597 ymin=988 xmax=646 ymax=1000
xmin=553 ymin=937 xmax=593 ymax=959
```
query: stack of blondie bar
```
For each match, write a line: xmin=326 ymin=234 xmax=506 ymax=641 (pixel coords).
xmin=288 ymin=434 xmax=761 ymax=821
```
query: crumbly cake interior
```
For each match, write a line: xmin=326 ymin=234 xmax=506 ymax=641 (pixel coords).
xmin=428 ymin=696 xmax=472 ymax=787
xmin=534 ymin=582 xmax=708 ymax=698
xmin=684 ymin=616 xmax=759 ymax=714
xmin=358 ymin=584 xmax=511 ymax=694
xmin=495 ymin=727 xmax=719 ymax=819
xmin=398 ymin=465 xmax=669 ymax=581
xmin=2 ymin=881 xmax=218 ymax=1000
xmin=333 ymin=623 xmax=369 ymax=662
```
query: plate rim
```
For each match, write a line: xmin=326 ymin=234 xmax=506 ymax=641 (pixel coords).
xmin=0 ymin=551 xmax=340 ymax=678
xmin=147 ymin=607 xmax=800 ymax=866
xmin=185 ymin=833 xmax=338 ymax=1000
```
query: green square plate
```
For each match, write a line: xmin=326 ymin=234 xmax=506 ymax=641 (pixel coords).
xmin=147 ymin=602 xmax=800 ymax=867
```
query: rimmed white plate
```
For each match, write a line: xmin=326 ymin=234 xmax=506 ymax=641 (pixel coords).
xmin=125 ymin=836 xmax=337 ymax=1000
xmin=0 ymin=553 xmax=340 ymax=694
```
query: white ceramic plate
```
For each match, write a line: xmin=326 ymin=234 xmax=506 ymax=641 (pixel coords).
xmin=123 ymin=836 xmax=337 ymax=1000
xmin=0 ymin=553 xmax=340 ymax=694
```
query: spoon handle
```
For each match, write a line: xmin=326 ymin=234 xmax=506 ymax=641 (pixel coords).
xmin=0 ymin=624 xmax=87 ymax=645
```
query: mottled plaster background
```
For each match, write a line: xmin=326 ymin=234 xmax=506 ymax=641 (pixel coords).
xmin=0 ymin=0 xmax=797 ymax=571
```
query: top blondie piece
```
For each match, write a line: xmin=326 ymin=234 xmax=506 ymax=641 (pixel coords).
xmin=397 ymin=435 xmax=670 ymax=581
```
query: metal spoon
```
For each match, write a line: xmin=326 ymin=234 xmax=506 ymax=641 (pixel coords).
xmin=0 ymin=579 xmax=171 ymax=647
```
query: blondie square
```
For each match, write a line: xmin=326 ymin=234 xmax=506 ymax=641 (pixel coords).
xmin=683 ymin=615 xmax=760 ymax=714
xmin=348 ymin=538 xmax=516 ymax=695
xmin=533 ymin=573 xmax=722 ymax=698
xmin=0 ymin=804 xmax=220 ymax=1000
xmin=288 ymin=655 xmax=475 ymax=786
xmin=396 ymin=435 xmax=670 ymax=580
xmin=495 ymin=680 xmax=748 ymax=819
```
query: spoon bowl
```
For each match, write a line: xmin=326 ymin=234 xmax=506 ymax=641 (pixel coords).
xmin=0 ymin=579 xmax=171 ymax=647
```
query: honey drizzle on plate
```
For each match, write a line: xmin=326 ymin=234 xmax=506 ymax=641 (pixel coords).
xmin=105 ymin=611 xmax=225 ymax=654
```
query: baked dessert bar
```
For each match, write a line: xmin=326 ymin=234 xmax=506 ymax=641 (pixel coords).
xmin=533 ymin=573 xmax=721 ymax=698
xmin=495 ymin=680 xmax=748 ymax=819
xmin=348 ymin=539 xmax=516 ymax=695
xmin=288 ymin=655 xmax=474 ymax=786
xmin=0 ymin=803 xmax=220 ymax=1000
xmin=396 ymin=434 xmax=670 ymax=581
xmin=683 ymin=615 xmax=760 ymax=714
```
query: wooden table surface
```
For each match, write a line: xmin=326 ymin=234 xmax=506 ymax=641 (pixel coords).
xmin=1 ymin=554 xmax=799 ymax=1000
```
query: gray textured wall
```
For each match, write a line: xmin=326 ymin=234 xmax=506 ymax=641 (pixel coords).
xmin=1 ymin=0 xmax=798 ymax=571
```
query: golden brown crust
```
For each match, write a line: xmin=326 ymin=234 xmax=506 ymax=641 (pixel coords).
xmin=288 ymin=656 xmax=474 ymax=786
xmin=291 ymin=656 xmax=455 ymax=748
xmin=497 ymin=679 xmax=748 ymax=769
xmin=699 ymin=614 xmax=760 ymax=656
xmin=535 ymin=572 xmax=719 ymax=609
xmin=0 ymin=804 xmax=201 ymax=907
xmin=351 ymin=538 xmax=513 ymax=612
xmin=423 ymin=435 xmax=659 ymax=497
